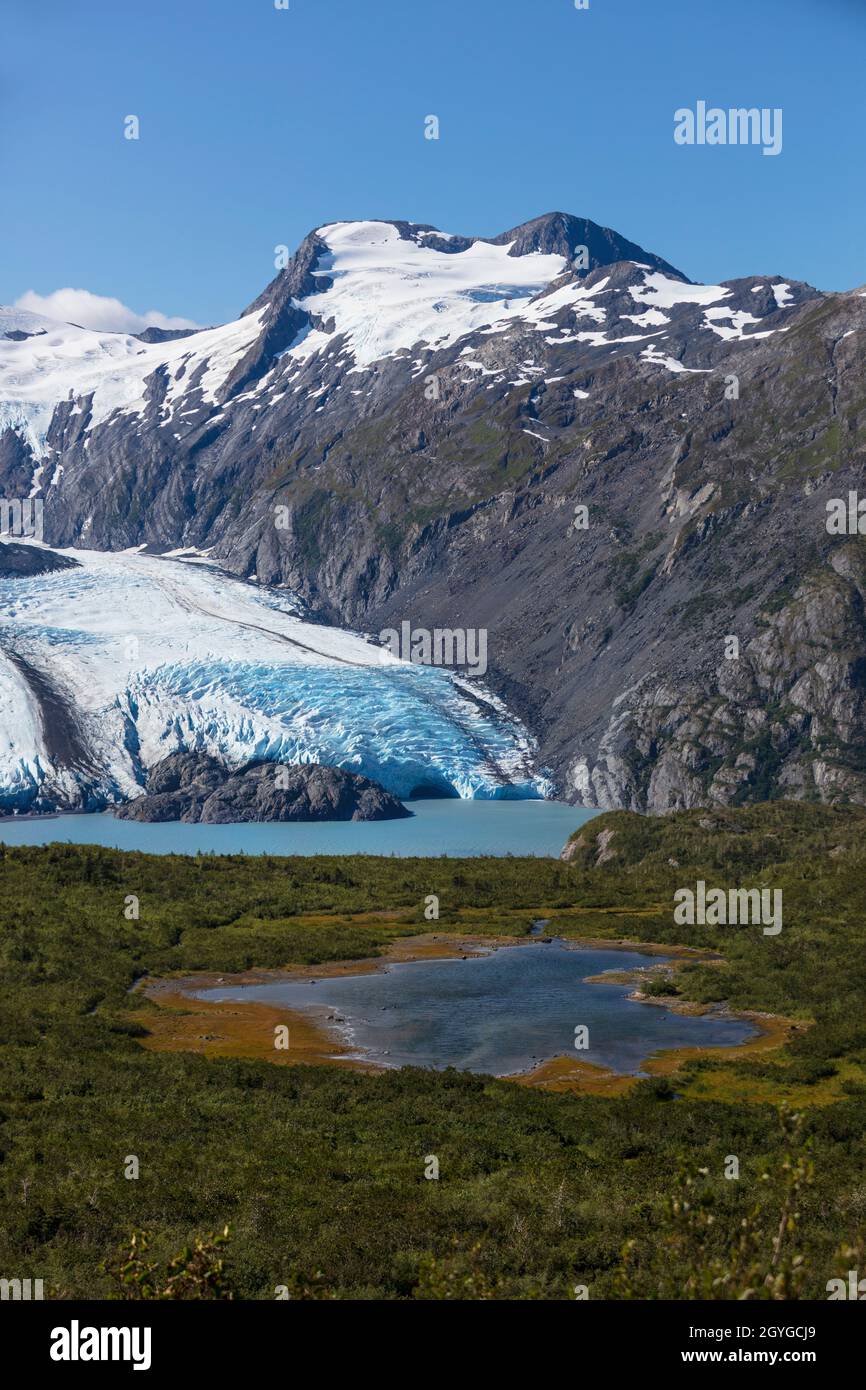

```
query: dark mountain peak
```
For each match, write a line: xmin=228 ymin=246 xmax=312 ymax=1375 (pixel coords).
xmin=243 ymin=228 xmax=328 ymax=320
xmin=487 ymin=211 xmax=688 ymax=281
xmin=489 ymin=210 xmax=588 ymax=254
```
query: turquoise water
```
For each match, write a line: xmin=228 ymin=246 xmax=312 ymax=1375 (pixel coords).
xmin=194 ymin=941 xmax=756 ymax=1076
xmin=0 ymin=798 xmax=597 ymax=858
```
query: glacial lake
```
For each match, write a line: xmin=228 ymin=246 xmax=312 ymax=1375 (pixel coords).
xmin=193 ymin=940 xmax=757 ymax=1076
xmin=0 ymin=798 xmax=596 ymax=858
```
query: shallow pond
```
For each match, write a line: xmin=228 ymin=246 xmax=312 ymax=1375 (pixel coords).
xmin=193 ymin=940 xmax=756 ymax=1077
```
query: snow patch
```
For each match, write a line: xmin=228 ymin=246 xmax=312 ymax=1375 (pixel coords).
xmin=629 ymin=271 xmax=730 ymax=310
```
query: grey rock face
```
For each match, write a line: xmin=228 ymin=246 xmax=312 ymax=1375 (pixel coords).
xmin=112 ymin=753 xmax=411 ymax=823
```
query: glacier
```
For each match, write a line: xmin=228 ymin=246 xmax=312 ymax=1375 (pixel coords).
xmin=0 ymin=544 xmax=550 ymax=813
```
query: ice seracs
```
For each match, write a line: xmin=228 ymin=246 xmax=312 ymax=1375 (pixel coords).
xmin=0 ymin=545 xmax=548 ymax=813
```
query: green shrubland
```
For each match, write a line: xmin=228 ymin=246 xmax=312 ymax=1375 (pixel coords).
xmin=1 ymin=801 xmax=865 ymax=1299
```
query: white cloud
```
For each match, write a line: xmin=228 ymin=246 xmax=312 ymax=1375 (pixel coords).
xmin=12 ymin=287 xmax=200 ymax=334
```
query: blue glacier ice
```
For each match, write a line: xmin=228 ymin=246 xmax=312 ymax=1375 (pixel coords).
xmin=0 ymin=546 xmax=551 ymax=810
xmin=138 ymin=659 xmax=544 ymax=800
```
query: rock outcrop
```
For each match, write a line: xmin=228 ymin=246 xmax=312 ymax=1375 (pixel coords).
xmin=0 ymin=542 xmax=79 ymax=577
xmin=112 ymin=753 xmax=411 ymax=823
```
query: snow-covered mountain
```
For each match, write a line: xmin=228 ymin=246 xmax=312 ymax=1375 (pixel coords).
xmin=0 ymin=305 xmax=264 ymax=472
xmin=2 ymin=210 xmax=864 ymax=813
xmin=0 ymin=544 xmax=545 ymax=813
xmin=0 ymin=214 xmax=815 ymax=491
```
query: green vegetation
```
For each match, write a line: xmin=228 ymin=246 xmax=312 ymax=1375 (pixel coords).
xmin=2 ymin=800 xmax=866 ymax=1299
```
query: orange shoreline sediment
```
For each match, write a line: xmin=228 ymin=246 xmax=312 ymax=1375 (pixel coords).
xmin=135 ymin=932 xmax=497 ymax=1073
xmin=514 ymin=1011 xmax=799 ymax=1095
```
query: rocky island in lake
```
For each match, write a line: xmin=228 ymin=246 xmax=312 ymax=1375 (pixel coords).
xmin=111 ymin=752 xmax=411 ymax=823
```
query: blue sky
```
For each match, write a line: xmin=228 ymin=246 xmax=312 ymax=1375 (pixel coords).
xmin=3 ymin=0 xmax=864 ymax=327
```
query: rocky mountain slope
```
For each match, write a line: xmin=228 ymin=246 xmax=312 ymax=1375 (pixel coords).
xmin=2 ymin=211 xmax=865 ymax=810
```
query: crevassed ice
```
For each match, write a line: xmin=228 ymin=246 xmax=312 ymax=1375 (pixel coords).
xmin=130 ymin=660 xmax=540 ymax=800
xmin=0 ymin=546 xmax=549 ymax=808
